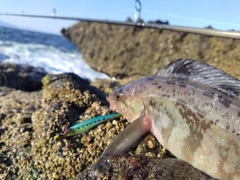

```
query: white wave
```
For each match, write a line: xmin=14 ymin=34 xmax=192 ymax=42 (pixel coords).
xmin=0 ymin=40 xmax=109 ymax=81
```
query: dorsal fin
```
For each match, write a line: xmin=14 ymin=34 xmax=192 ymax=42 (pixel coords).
xmin=156 ymin=59 xmax=240 ymax=98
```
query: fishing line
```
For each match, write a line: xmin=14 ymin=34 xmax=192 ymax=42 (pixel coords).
xmin=143 ymin=9 xmax=240 ymax=27
xmin=1 ymin=12 xmax=240 ymax=39
xmin=0 ymin=0 xmax=240 ymax=39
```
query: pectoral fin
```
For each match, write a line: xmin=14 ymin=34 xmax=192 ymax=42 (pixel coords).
xmin=102 ymin=116 xmax=150 ymax=156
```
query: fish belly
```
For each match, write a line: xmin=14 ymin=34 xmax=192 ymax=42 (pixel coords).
xmin=150 ymin=100 xmax=240 ymax=180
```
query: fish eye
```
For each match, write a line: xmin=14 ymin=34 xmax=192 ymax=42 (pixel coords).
xmin=116 ymin=93 xmax=123 ymax=101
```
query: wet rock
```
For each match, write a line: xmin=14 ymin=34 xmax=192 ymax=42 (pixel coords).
xmin=0 ymin=72 xmax=126 ymax=179
xmin=76 ymin=155 xmax=216 ymax=180
xmin=28 ymin=73 xmax=116 ymax=179
xmin=42 ymin=73 xmax=108 ymax=108
xmin=0 ymin=87 xmax=42 ymax=180
xmin=0 ymin=62 xmax=46 ymax=91
xmin=62 ymin=21 xmax=240 ymax=79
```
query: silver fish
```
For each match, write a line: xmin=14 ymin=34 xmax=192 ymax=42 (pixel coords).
xmin=103 ymin=59 xmax=240 ymax=180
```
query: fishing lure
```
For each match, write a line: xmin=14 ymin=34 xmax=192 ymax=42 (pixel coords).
xmin=54 ymin=113 xmax=121 ymax=141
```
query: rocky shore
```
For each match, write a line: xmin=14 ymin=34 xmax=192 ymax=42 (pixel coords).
xmin=62 ymin=20 xmax=240 ymax=79
xmin=1 ymin=20 xmax=240 ymax=179
xmin=0 ymin=64 xmax=215 ymax=180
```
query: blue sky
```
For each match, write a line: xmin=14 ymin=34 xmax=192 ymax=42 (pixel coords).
xmin=0 ymin=0 xmax=240 ymax=34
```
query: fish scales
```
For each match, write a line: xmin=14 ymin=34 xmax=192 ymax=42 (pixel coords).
xmin=106 ymin=59 xmax=240 ymax=179
xmin=143 ymin=77 xmax=240 ymax=179
xmin=143 ymin=76 xmax=240 ymax=135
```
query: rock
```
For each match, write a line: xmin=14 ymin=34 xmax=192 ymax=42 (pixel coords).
xmin=126 ymin=17 xmax=133 ymax=23
xmin=0 ymin=87 xmax=42 ymax=180
xmin=42 ymin=73 xmax=107 ymax=108
xmin=0 ymin=73 xmax=129 ymax=179
xmin=136 ymin=18 xmax=144 ymax=23
xmin=205 ymin=25 xmax=214 ymax=29
xmin=0 ymin=62 xmax=46 ymax=91
xmin=62 ymin=21 xmax=240 ymax=79
xmin=28 ymin=73 xmax=114 ymax=179
xmin=76 ymin=155 xmax=216 ymax=180
xmin=148 ymin=20 xmax=169 ymax=25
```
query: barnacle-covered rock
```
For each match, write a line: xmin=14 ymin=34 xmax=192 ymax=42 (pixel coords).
xmin=76 ymin=155 xmax=216 ymax=180
xmin=62 ymin=21 xmax=240 ymax=79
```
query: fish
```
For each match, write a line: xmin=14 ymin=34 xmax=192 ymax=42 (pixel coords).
xmin=103 ymin=59 xmax=240 ymax=180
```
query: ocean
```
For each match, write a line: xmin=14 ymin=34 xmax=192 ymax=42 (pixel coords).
xmin=0 ymin=26 xmax=109 ymax=81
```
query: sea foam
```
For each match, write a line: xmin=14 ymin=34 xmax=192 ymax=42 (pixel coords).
xmin=0 ymin=27 xmax=109 ymax=81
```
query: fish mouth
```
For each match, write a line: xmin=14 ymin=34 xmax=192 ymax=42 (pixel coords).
xmin=107 ymin=94 xmax=117 ymax=112
xmin=110 ymin=104 xmax=116 ymax=112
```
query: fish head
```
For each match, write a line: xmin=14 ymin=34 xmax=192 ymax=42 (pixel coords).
xmin=108 ymin=81 xmax=145 ymax=123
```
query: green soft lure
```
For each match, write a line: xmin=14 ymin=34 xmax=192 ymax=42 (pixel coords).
xmin=54 ymin=113 xmax=121 ymax=141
